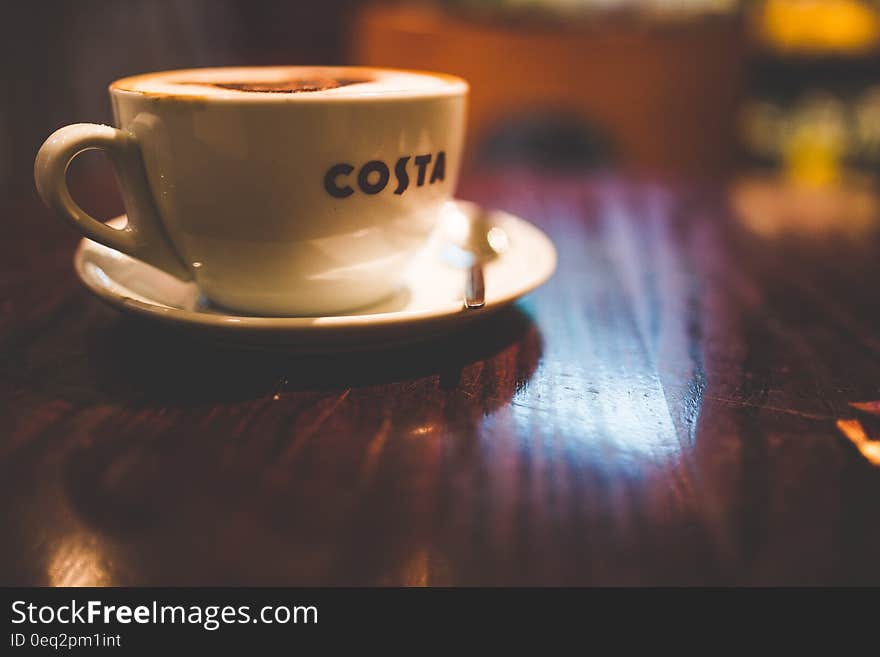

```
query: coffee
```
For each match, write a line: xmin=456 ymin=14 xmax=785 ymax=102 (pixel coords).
xmin=205 ymin=78 xmax=369 ymax=93
xmin=113 ymin=66 xmax=460 ymax=99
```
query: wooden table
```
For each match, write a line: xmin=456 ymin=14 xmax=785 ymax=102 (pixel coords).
xmin=3 ymin=169 xmax=880 ymax=586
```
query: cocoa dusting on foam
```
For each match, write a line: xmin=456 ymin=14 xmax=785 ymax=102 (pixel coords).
xmin=184 ymin=77 xmax=371 ymax=93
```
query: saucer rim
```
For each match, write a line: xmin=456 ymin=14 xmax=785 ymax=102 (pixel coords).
xmin=73 ymin=202 xmax=557 ymax=333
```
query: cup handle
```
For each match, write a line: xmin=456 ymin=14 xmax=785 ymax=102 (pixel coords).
xmin=34 ymin=123 xmax=191 ymax=280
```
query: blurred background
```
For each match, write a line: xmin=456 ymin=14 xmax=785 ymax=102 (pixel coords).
xmin=3 ymin=0 xmax=880 ymax=230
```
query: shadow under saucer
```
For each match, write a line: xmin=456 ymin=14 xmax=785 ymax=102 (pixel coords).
xmin=84 ymin=303 xmax=543 ymax=405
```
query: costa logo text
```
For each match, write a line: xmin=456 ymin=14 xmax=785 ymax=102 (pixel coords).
xmin=323 ymin=152 xmax=446 ymax=198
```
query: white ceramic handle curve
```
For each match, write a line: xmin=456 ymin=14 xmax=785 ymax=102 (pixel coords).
xmin=34 ymin=123 xmax=191 ymax=280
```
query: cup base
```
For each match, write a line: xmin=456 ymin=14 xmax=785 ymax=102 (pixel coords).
xmin=199 ymin=284 xmax=406 ymax=318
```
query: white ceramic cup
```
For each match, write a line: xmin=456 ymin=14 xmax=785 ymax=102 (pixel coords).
xmin=34 ymin=66 xmax=468 ymax=315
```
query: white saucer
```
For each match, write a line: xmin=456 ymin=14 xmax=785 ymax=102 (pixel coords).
xmin=73 ymin=201 xmax=556 ymax=349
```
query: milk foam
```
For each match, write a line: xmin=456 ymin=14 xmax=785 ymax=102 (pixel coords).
xmin=113 ymin=67 xmax=465 ymax=99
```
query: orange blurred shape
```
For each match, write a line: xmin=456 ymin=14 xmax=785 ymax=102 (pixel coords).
xmin=758 ymin=0 xmax=880 ymax=54
xmin=849 ymin=400 xmax=880 ymax=415
xmin=836 ymin=418 xmax=880 ymax=466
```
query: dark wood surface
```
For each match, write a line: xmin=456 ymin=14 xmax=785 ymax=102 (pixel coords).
xmin=3 ymin=168 xmax=880 ymax=586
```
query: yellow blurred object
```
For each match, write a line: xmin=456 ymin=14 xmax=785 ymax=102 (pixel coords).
xmin=783 ymin=115 xmax=847 ymax=186
xmin=741 ymin=99 xmax=850 ymax=185
xmin=758 ymin=0 xmax=880 ymax=54
xmin=784 ymin=134 xmax=842 ymax=186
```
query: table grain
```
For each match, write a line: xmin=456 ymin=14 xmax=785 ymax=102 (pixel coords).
xmin=2 ymin=169 xmax=880 ymax=586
